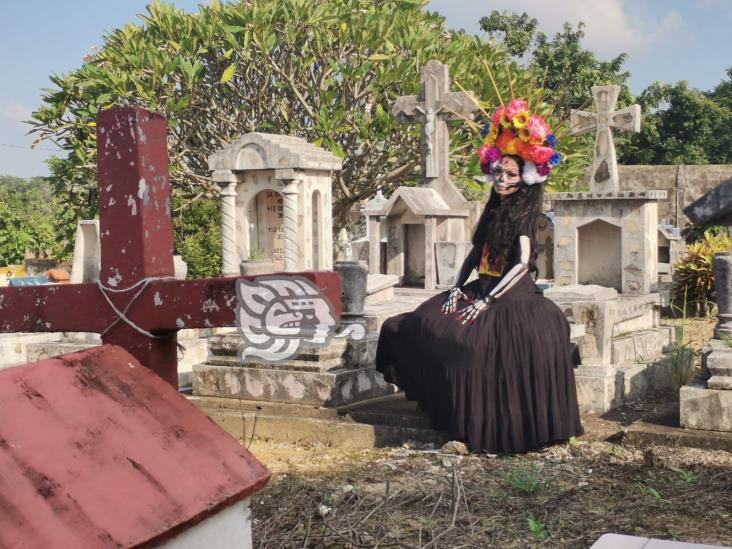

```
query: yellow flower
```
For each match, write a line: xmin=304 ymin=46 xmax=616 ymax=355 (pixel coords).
xmin=500 ymin=113 xmax=512 ymax=128
xmin=512 ymin=111 xmax=530 ymax=129
xmin=518 ymin=127 xmax=532 ymax=142
xmin=484 ymin=124 xmax=499 ymax=145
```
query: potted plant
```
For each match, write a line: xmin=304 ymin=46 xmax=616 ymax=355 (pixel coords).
xmin=239 ymin=248 xmax=274 ymax=276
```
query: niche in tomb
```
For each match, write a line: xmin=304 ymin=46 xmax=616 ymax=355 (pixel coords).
xmin=404 ymin=224 xmax=426 ymax=286
xmin=578 ymin=219 xmax=622 ymax=291
xmin=249 ymin=190 xmax=285 ymax=271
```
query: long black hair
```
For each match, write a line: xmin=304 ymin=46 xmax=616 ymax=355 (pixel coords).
xmin=471 ymin=155 xmax=544 ymax=274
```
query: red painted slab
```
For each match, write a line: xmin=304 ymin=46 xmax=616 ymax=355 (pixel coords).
xmin=97 ymin=107 xmax=174 ymax=288
xmin=0 ymin=271 xmax=340 ymax=333
xmin=0 ymin=345 xmax=271 ymax=548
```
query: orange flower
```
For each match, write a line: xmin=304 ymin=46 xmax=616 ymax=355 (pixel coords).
xmin=495 ymin=129 xmax=516 ymax=154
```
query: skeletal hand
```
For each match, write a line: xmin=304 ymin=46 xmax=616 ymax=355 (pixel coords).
xmin=457 ymin=297 xmax=490 ymax=324
xmin=441 ymin=287 xmax=466 ymax=314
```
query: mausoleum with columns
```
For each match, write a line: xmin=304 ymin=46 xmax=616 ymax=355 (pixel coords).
xmin=209 ymin=134 xmax=342 ymax=275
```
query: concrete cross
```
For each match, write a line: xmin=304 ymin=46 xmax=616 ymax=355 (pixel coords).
xmin=0 ymin=107 xmax=340 ymax=388
xmin=391 ymin=60 xmax=479 ymax=206
xmin=570 ymin=85 xmax=641 ymax=193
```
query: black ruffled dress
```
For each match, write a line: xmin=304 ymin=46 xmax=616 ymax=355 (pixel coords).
xmin=375 ymin=226 xmax=583 ymax=454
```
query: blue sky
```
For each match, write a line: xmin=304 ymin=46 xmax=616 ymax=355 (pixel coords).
xmin=1 ymin=0 xmax=731 ymax=178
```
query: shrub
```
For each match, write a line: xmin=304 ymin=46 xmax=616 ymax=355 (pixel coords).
xmin=672 ymin=229 xmax=732 ymax=317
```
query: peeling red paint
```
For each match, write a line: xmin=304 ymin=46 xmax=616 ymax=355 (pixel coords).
xmin=0 ymin=106 xmax=341 ymax=387
xmin=0 ymin=345 xmax=271 ymax=548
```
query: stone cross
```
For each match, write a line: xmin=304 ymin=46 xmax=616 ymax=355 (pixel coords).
xmin=570 ymin=85 xmax=641 ymax=193
xmin=0 ymin=106 xmax=341 ymax=388
xmin=391 ymin=60 xmax=479 ymax=207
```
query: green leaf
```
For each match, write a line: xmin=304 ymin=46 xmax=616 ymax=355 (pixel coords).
xmin=220 ymin=62 xmax=238 ymax=83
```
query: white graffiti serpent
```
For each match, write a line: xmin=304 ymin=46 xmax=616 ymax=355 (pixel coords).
xmin=235 ymin=275 xmax=364 ymax=362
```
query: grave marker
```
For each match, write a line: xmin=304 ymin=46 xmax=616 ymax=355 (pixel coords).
xmin=0 ymin=107 xmax=340 ymax=387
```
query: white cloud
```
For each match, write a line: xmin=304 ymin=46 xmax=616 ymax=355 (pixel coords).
xmin=428 ymin=0 xmax=683 ymax=57
xmin=1 ymin=102 xmax=33 ymax=126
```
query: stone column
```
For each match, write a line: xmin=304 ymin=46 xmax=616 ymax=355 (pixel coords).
xmin=424 ymin=216 xmax=437 ymax=290
xmin=214 ymin=169 xmax=239 ymax=276
xmin=276 ymin=169 xmax=302 ymax=273
xmin=368 ymin=216 xmax=381 ymax=274
xmin=714 ymin=252 xmax=732 ymax=337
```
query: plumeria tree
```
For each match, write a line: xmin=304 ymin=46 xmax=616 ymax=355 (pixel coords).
xmin=31 ymin=0 xmax=588 ymax=274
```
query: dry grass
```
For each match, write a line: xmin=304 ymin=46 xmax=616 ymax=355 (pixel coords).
xmin=251 ymin=440 xmax=732 ymax=548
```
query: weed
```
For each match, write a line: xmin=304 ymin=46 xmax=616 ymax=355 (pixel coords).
xmin=667 ymin=287 xmax=696 ymax=390
xmin=527 ymin=513 xmax=549 ymax=541
xmin=677 ymin=470 xmax=700 ymax=485
xmin=606 ymin=445 xmax=625 ymax=459
xmin=720 ymin=332 xmax=732 ymax=348
xmin=637 ymin=483 xmax=670 ymax=504
xmin=501 ymin=463 xmax=553 ymax=495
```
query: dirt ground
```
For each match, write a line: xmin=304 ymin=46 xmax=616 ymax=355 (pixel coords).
xmin=246 ymin=316 xmax=731 ymax=548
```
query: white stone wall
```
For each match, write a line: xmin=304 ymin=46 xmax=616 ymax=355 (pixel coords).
xmin=160 ymin=499 xmax=252 ymax=549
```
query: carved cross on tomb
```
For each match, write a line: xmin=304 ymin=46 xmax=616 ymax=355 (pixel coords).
xmin=0 ymin=107 xmax=340 ymax=388
xmin=570 ymin=85 xmax=641 ymax=193
xmin=391 ymin=60 xmax=479 ymax=206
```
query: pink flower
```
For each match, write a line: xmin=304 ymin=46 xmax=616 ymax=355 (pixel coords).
xmin=537 ymin=163 xmax=551 ymax=176
xmin=527 ymin=115 xmax=550 ymax=142
xmin=491 ymin=106 xmax=505 ymax=127
xmin=504 ymin=98 xmax=529 ymax=121
xmin=486 ymin=146 xmax=501 ymax=163
xmin=529 ymin=145 xmax=554 ymax=165
xmin=478 ymin=144 xmax=491 ymax=163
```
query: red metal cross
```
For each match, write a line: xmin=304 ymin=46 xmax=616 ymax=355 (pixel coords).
xmin=0 ymin=107 xmax=340 ymax=387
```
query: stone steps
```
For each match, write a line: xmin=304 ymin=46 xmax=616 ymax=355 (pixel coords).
xmin=189 ymin=393 xmax=446 ymax=448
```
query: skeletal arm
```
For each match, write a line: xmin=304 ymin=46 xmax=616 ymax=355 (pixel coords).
xmin=441 ymin=245 xmax=480 ymax=314
xmin=457 ymin=236 xmax=531 ymax=324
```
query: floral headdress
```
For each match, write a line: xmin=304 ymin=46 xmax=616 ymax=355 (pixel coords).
xmin=477 ymin=98 xmax=561 ymax=186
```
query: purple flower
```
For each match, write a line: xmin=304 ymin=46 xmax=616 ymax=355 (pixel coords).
xmin=481 ymin=122 xmax=491 ymax=137
xmin=486 ymin=146 xmax=501 ymax=163
xmin=548 ymin=152 xmax=562 ymax=167
xmin=480 ymin=161 xmax=492 ymax=175
xmin=537 ymin=163 xmax=551 ymax=176
xmin=544 ymin=134 xmax=558 ymax=148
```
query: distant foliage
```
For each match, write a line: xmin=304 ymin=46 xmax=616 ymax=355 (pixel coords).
xmin=0 ymin=176 xmax=65 ymax=266
xmin=621 ymin=70 xmax=732 ymax=165
xmin=672 ymin=230 xmax=732 ymax=317
xmin=173 ymin=198 xmax=222 ymax=278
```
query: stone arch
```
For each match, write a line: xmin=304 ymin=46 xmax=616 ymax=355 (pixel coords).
xmin=248 ymin=189 xmax=284 ymax=270
xmin=234 ymin=143 xmax=267 ymax=171
xmin=577 ymin=218 xmax=622 ymax=290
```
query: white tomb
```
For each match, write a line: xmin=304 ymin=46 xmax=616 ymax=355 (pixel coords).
xmin=209 ymin=134 xmax=342 ymax=275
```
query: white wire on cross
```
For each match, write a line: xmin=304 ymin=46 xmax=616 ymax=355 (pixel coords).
xmin=96 ymin=276 xmax=177 ymax=339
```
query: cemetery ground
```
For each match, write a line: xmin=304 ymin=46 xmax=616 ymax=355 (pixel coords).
xmin=242 ymin=316 xmax=732 ymax=548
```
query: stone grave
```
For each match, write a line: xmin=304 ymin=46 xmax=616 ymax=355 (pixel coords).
xmin=364 ymin=186 xmax=471 ymax=289
xmin=209 ymin=133 xmax=342 ymax=275
xmin=542 ymin=85 xmax=678 ymax=412
xmin=0 ymin=345 xmax=270 ymax=548
xmin=195 ymin=135 xmax=400 ymax=409
xmin=680 ymin=178 xmax=732 ymax=432
xmin=365 ymin=60 xmax=481 ymax=290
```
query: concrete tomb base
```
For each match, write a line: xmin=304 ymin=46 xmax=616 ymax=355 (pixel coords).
xmin=193 ymin=331 xmax=398 ymax=407
xmin=680 ymin=339 xmax=732 ymax=432
xmin=545 ymin=284 xmax=676 ymax=413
